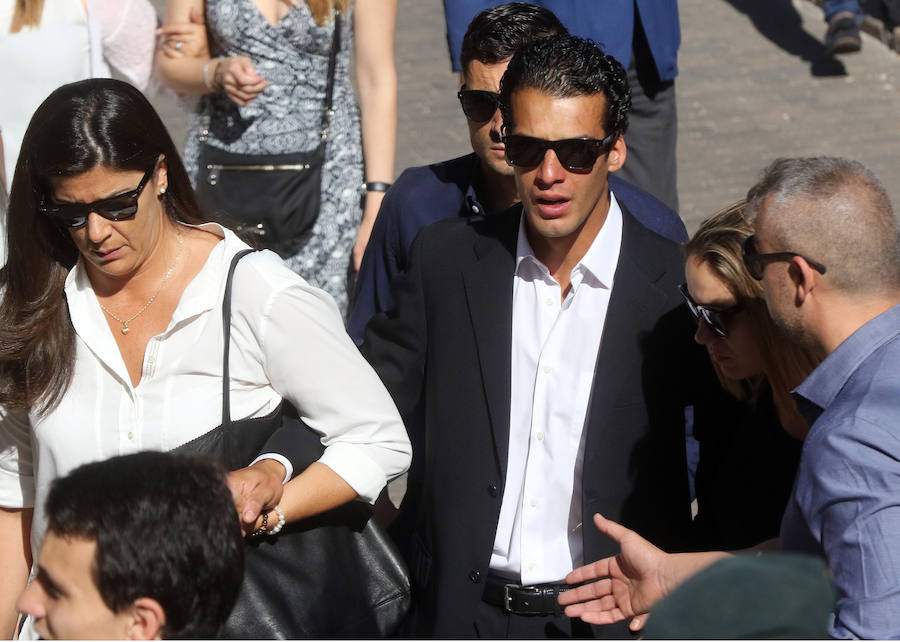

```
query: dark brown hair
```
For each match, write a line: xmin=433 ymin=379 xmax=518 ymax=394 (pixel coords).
xmin=0 ymin=78 xmax=207 ymax=414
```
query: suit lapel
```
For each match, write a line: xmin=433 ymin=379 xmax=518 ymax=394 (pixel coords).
xmin=461 ymin=211 xmax=519 ymax=477
xmin=584 ymin=208 xmax=676 ymax=456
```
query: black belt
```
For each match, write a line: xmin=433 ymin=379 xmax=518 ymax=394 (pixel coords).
xmin=483 ymin=573 xmax=570 ymax=616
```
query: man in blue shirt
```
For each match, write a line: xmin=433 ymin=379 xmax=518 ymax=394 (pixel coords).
xmin=557 ymin=157 xmax=900 ymax=639
xmin=743 ymin=156 xmax=900 ymax=638
xmin=348 ymin=3 xmax=686 ymax=343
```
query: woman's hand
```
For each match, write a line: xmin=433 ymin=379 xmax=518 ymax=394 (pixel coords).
xmin=157 ymin=7 xmax=209 ymax=59
xmin=352 ymin=191 xmax=384 ymax=273
xmin=227 ymin=459 xmax=285 ymax=536
xmin=215 ymin=56 xmax=268 ymax=106
xmin=559 ymin=513 xmax=669 ymax=631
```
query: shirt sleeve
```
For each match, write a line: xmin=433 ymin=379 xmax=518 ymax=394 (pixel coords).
xmin=803 ymin=420 xmax=900 ymax=639
xmin=255 ymin=277 xmax=411 ymax=504
xmin=0 ymin=407 xmax=35 ymax=508
xmin=91 ymin=0 xmax=158 ymax=91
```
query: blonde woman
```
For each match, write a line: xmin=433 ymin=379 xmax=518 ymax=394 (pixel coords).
xmin=683 ymin=202 xmax=820 ymax=550
xmin=156 ymin=0 xmax=398 ymax=315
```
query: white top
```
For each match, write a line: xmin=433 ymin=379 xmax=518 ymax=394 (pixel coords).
xmin=491 ymin=194 xmax=624 ymax=584
xmin=0 ymin=0 xmax=158 ymax=194
xmin=0 ymin=224 xmax=412 ymax=559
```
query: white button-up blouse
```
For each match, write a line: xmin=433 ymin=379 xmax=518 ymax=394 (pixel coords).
xmin=0 ymin=224 xmax=411 ymax=555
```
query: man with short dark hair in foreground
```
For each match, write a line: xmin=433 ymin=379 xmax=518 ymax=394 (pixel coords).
xmin=361 ymin=33 xmax=699 ymax=637
xmin=16 ymin=451 xmax=243 ymax=640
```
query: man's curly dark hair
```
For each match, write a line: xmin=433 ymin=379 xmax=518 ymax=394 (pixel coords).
xmin=499 ymin=34 xmax=631 ymax=137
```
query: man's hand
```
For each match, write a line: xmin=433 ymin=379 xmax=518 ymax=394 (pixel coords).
xmin=558 ymin=513 xmax=668 ymax=631
xmin=227 ymin=459 xmax=285 ymax=535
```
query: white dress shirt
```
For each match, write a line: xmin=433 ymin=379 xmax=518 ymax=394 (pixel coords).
xmin=490 ymin=195 xmax=623 ymax=584
xmin=0 ymin=224 xmax=411 ymax=558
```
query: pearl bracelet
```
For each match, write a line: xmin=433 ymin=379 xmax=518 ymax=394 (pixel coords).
xmin=267 ymin=505 xmax=286 ymax=536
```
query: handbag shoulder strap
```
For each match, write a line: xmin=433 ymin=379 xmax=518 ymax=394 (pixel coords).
xmin=319 ymin=11 xmax=342 ymax=141
xmin=221 ymin=248 xmax=257 ymax=428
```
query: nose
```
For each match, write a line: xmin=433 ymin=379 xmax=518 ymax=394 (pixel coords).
xmin=16 ymin=580 xmax=45 ymax=620
xmin=693 ymin=318 xmax=718 ymax=345
xmin=535 ymin=148 xmax=565 ymax=186
xmin=84 ymin=211 xmax=113 ymax=245
xmin=489 ymin=109 xmax=503 ymax=144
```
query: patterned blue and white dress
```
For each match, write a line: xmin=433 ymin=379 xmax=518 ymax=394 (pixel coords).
xmin=185 ymin=0 xmax=361 ymax=315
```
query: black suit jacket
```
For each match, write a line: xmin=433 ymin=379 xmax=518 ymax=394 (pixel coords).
xmin=361 ymin=204 xmax=701 ymax=637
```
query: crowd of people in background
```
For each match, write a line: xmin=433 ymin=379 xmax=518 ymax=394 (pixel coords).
xmin=1 ymin=0 xmax=899 ymax=640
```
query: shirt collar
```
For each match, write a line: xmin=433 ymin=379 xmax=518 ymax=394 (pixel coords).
xmin=792 ymin=301 xmax=900 ymax=423
xmin=514 ymin=190 xmax=623 ymax=291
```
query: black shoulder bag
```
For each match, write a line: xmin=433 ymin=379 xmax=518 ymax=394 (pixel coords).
xmin=195 ymin=15 xmax=341 ymax=259
xmin=173 ymin=249 xmax=411 ymax=638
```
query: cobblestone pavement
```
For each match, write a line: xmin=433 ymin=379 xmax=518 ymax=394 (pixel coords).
xmin=153 ymin=0 xmax=900 ymax=233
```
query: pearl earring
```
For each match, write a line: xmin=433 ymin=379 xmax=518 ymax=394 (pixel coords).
xmin=159 ymin=186 xmax=167 ymax=195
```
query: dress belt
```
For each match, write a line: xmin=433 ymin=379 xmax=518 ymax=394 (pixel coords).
xmin=482 ymin=572 xmax=571 ymax=616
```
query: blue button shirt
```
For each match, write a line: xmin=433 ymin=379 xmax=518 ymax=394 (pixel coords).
xmin=781 ymin=302 xmax=900 ymax=639
xmin=347 ymin=153 xmax=687 ymax=344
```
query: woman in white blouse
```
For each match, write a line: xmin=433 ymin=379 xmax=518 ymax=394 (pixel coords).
xmin=0 ymin=78 xmax=410 ymax=637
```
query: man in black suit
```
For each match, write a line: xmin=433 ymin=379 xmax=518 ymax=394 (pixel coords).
xmin=361 ymin=34 xmax=698 ymax=638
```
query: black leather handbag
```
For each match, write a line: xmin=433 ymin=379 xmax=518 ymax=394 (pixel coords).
xmin=195 ymin=15 xmax=341 ymax=259
xmin=174 ymin=249 xmax=411 ymax=638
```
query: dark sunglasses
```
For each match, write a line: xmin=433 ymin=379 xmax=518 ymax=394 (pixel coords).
xmin=741 ymin=234 xmax=827 ymax=281
xmin=500 ymin=132 xmax=617 ymax=171
xmin=40 ymin=164 xmax=157 ymax=228
xmin=678 ymin=283 xmax=743 ymax=339
xmin=457 ymin=86 xmax=501 ymax=122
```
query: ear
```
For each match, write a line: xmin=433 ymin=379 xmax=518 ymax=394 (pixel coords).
xmin=156 ymin=154 xmax=169 ymax=196
xmin=607 ymin=135 xmax=627 ymax=173
xmin=788 ymin=255 xmax=820 ymax=305
xmin=126 ymin=597 xmax=166 ymax=640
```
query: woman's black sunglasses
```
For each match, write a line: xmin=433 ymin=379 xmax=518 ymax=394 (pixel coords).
xmin=40 ymin=164 xmax=157 ymax=228
xmin=457 ymin=86 xmax=501 ymax=122
xmin=500 ymin=132 xmax=618 ymax=171
xmin=678 ymin=283 xmax=743 ymax=339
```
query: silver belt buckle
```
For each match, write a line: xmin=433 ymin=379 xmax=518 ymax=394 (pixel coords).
xmin=503 ymin=584 xmax=515 ymax=612
xmin=504 ymin=583 xmax=541 ymax=614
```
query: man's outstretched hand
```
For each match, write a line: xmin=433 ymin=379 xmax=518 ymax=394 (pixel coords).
xmin=558 ymin=514 xmax=669 ymax=631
